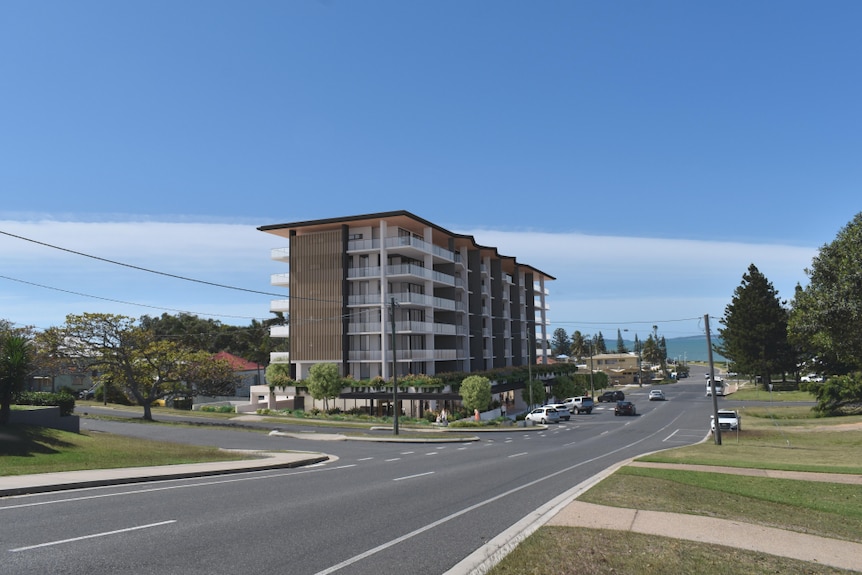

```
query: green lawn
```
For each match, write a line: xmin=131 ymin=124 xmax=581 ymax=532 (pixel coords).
xmin=0 ymin=424 xmax=254 ymax=476
xmin=490 ymin=407 xmax=862 ymax=575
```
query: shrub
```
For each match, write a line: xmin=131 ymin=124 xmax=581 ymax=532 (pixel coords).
xmin=14 ymin=391 xmax=76 ymax=416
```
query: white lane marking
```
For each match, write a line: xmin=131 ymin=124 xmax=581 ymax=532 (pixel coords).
xmin=357 ymin=457 xmax=374 ymax=461
xmin=10 ymin=520 xmax=176 ymax=552
xmin=664 ymin=429 xmax=680 ymax=441
xmin=508 ymin=452 xmax=528 ymax=459
xmin=0 ymin=465 xmax=358 ymax=511
xmin=393 ymin=472 xmax=435 ymax=482
xmin=425 ymin=452 xmax=438 ymax=456
xmin=313 ymin=410 xmax=690 ymax=575
xmin=384 ymin=458 xmax=401 ymax=462
xmin=400 ymin=451 xmax=415 ymax=455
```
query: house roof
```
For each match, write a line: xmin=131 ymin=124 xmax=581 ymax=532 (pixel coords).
xmin=214 ymin=351 xmax=263 ymax=372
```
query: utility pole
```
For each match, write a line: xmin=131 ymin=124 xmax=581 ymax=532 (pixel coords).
xmin=705 ymin=314 xmax=721 ymax=445
xmin=390 ymin=297 xmax=399 ymax=436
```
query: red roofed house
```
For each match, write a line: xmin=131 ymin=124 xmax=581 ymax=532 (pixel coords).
xmin=213 ymin=352 xmax=265 ymax=398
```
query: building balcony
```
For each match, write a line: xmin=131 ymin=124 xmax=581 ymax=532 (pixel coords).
xmin=271 ymin=273 xmax=290 ymax=287
xmin=347 ymin=266 xmax=382 ymax=279
xmin=270 ymin=247 xmax=290 ymax=262
xmin=270 ymin=325 xmax=290 ymax=338
xmin=347 ymin=349 xmax=459 ymax=361
xmin=270 ymin=299 xmax=290 ymax=313
xmin=348 ymin=294 xmax=384 ymax=306
xmin=385 ymin=263 xmax=455 ymax=286
xmin=383 ymin=235 xmax=456 ymax=262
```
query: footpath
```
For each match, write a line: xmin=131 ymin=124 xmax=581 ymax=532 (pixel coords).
xmin=449 ymin=460 xmax=862 ymax=574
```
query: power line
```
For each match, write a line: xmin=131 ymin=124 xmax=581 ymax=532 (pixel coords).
xmin=0 ymin=229 xmax=286 ymax=298
xmin=0 ymin=274 xmax=271 ymax=322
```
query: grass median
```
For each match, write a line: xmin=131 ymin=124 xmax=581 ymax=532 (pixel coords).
xmin=0 ymin=425 xmax=255 ymax=476
xmin=490 ymin=408 xmax=862 ymax=575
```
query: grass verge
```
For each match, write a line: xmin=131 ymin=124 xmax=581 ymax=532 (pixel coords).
xmin=490 ymin=406 xmax=862 ymax=574
xmin=0 ymin=425 xmax=254 ymax=476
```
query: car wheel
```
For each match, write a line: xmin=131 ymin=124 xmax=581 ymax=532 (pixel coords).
xmin=541 ymin=418 xmax=547 ymax=424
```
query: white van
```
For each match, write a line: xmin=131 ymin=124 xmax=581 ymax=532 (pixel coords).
xmin=706 ymin=377 xmax=725 ymax=396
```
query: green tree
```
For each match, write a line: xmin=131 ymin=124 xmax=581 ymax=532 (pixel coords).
xmin=0 ymin=333 xmax=32 ymax=425
xmin=521 ymin=378 xmax=546 ymax=408
xmin=616 ymin=329 xmax=628 ymax=353
xmin=789 ymin=213 xmax=862 ymax=374
xmin=305 ymin=363 xmax=344 ymax=410
xmin=265 ymin=362 xmax=293 ymax=388
xmin=594 ymin=333 xmax=607 ymax=355
xmin=459 ymin=375 xmax=492 ymax=413
xmin=552 ymin=374 xmax=577 ymax=400
xmin=717 ymin=264 xmax=795 ymax=387
xmin=550 ymin=328 xmax=570 ymax=357
xmin=569 ymin=331 xmax=587 ymax=360
xmin=47 ymin=313 xmax=236 ymax=420
xmin=801 ymin=372 xmax=862 ymax=415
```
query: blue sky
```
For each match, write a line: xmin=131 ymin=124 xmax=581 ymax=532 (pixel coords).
xmin=1 ymin=1 xmax=859 ymax=343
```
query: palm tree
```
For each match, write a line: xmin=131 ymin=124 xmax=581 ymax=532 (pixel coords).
xmin=1 ymin=334 xmax=32 ymax=425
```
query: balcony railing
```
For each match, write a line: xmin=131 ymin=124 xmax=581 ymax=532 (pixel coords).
xmin=347 ymin=266 xmax=382 ymax=279
xmin=270 ymin=247 xmax=290 ymax=261
xmin=270 ymin=299 xmax=290 ymax=313
xmin=383 ymin=236 xmax=456 ymax=262
xmin=270 ymin=325 xmax=290 ymax=338
xmin=385 ymin=264 xmax=455 ymax=286
xmin=270 ymin=273 xmax=290 ymax=287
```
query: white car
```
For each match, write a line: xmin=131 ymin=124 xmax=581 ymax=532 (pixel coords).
xmin=711 ymin=409 xmax=741 ymax=431
xmin=648 ymin=389 xmax=666 ymax=401
xmin=544 ymin=403 xmax=571 ymax=421
xmin=801 ymin=373 xmax=824 ymax=383
xmin=525 ymin=406 xmax=560 ymax=424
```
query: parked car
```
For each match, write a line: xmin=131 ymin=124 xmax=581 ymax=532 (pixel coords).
xmin=711 ymin=409 xmax=741 ymax=431
xmin=78 ymin=385 xmax=98 ymax=400
xmin=545 ymin=404 xmax=571 ymax=421
xmin=800 ymin=373 xmax=823 ymax=383
xmin=563 ymin=396 xmax=594 ymax=414
xmin=614 ymin=400 xmax=637 ymax=416
xmin=525 ymin=406 xmax=560 ymax=424
xmin=648 ymin=389 xmax=666 ymax=401
xmin=598 ymin=390 xmax=625 ymax=402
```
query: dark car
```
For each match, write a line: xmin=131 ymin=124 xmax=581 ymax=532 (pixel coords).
xmin=614 ymin=400 xmax=637 ymax=416
xmin=598 ymin=390 xmax=625 ymax=402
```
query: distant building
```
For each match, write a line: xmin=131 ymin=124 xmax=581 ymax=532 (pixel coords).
xmin=590 ymin=352 xmax=643 ymax=386
xmin=258 ymin=210 xmax=554 ymax=382
xmin=213 ymin=351 xmax=264 ymax=397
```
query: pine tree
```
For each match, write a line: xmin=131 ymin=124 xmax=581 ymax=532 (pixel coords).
xmin=717 ymin=264 xmax=795 ymax=386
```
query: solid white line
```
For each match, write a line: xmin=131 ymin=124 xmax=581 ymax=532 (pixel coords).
xmin=314 ymin=410 xmax=691 ymax=575
xmin=10 ymin=520 xmax=176 ymax=552
xmin=664 ymin=429 xmax=680 ymax=441
xmin=393 ymin=472 xmax=435 ymax=482
xmin=0 ymin=465 xmax=357 ymax=511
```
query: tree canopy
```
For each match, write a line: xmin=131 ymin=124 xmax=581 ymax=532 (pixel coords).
xmin=717 ymin=264 xmax=795 ymax=385
xmin=0 ymin=333 xmax=32 ymax=425
xmin=550 ymin=328 xmax=570 ymax=357
xmin=459 ymin=375 xmax=492 ymax=413
xmin=305 ymin=363 xmax=344 ymax=410
xmin=43 ymin=313 xmax=237 ymax=420
xmin=789 ymin=212 xmax=862 ymax=374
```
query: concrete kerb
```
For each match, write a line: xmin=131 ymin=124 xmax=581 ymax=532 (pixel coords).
xmin=0 ymin=450 xmax=332 ymax=497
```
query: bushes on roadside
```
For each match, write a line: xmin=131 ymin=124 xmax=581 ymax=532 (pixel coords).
xmin=14 ymin=391 xmax=76 ymax=416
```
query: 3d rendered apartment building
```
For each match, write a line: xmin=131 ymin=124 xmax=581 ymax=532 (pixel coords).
xmin=258 ymin=211 xmax=553 ymax=382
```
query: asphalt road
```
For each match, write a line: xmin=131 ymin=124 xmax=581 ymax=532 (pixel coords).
xmin=2 ymin=366 xmax=723 ymax=575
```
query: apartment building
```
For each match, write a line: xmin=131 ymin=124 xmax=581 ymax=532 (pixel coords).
xmin=258 ymin=211 xmax=554 ymax=381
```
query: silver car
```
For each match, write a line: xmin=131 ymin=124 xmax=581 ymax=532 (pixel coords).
xmin=525 ymin=406 xmax=561 ymax=424
xmin=545 ymin=403 xmax=571 ymax=421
